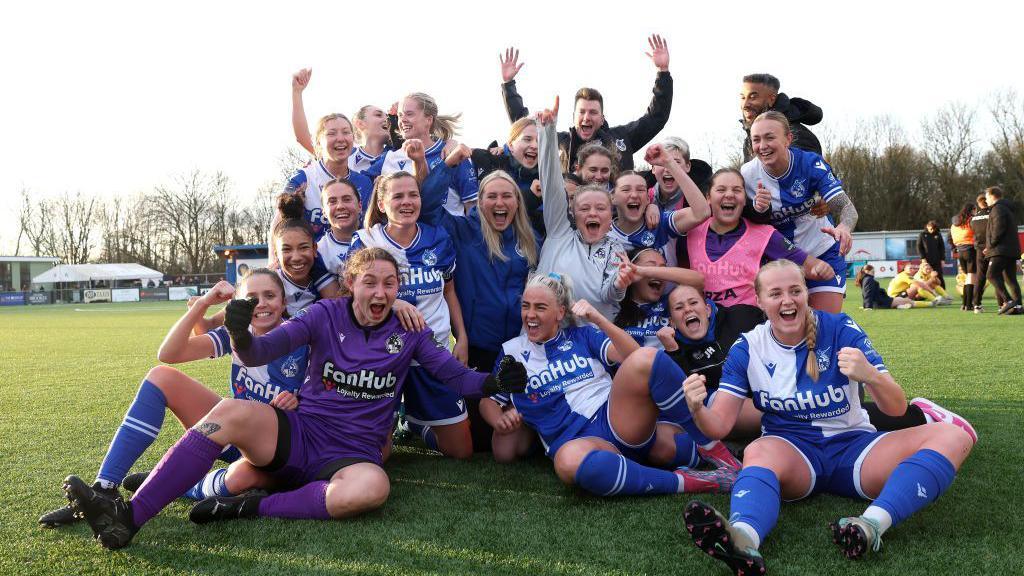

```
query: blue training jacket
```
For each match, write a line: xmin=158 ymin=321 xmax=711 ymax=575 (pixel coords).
xmin=421 ymin=163 xmax=539 ymax=352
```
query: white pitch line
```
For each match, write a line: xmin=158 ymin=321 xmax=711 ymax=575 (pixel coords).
xmin=73 ymin=306 xmax=181 ymax=312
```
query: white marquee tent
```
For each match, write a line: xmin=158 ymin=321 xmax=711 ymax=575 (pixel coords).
xmin=32 ymin=263 xmax=163 ymax=285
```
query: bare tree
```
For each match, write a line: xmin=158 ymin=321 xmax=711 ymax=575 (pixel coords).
xmin=150 ymin=170 xmax=232 ymax=274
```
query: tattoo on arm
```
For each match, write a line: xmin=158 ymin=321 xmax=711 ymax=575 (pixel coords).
xmin=194 ymin=422 xmax=221 ymax=437
xmin=828 ymin=193 xmax=859 ymax=231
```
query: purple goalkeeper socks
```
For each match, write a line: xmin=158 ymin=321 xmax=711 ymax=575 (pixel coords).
xmin=257 ymin=480 xmax=332 ymax=520
xmin=130 ymin=429 xmax=223 ymax=528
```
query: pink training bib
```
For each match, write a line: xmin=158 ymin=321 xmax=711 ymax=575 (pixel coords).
xmin=687 ymin=218 xmax=774 ymax=306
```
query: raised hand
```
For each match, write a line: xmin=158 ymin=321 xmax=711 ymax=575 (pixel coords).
xmin=837 ymin=346 xmax=875 ymax=383
xmin=821 ymin=223 xmax=853 ymax=255
xmin=656 ymin=326 xmax=679 ymax=352
xmin=534 ymin=96 xmax=560 ymax=126
xmin=224 ymin=295 xmax=258 ymax=350
xmin=645 ymin=34 xmax=670 ymax=72
xmin=292 ymin=68 xmax=312 ymax=93
xmin=483 ymin=356 xmax=528 ymax=395
xmin=530 ymin=179 xmax=542 ymax=198
xmin=754 ymin=180 xmax=772 ymax=213
xmin=644 ymin=143 xmax=668 ymax=167
xmin=202 ymin=280 xmax=235 ymax=306
xmin=500 ymin=47 xmax=524 ymax=83
xmin=806 ymin=258 xmax=836 ymax=281
xmin=571 ymin=299 xmax=601 ymax=324
xmin=403 ymin=138 xmax=425 ymax=165
xmin=683 ymin=372 xmax=708 ymax=414
xmin=444 ymin=142 xmax=473 ymax=167
xmin=613 ymin=252 xmax=639 ymax=290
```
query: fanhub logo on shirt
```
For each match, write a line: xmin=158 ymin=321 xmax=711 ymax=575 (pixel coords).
xmin=233 ymin=367 xmax=284 ymax=402
xmin=401 ymin=266 xmax=445 ymax=287
xmin=321 ymin=361 xmax=397 ymax=400
xmin=758 ymin=383 xmax=851 ymax=419
xmin=526 ymin=353 xmax=594 ymax=394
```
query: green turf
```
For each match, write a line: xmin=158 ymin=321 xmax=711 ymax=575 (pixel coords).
xmin=1 ymin=288 xmax=1021 ymax=576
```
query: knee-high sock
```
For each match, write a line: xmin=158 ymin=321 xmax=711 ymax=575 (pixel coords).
xmin=962 ymin=284 xmax=974 ymax=309
xmin=917 ymin=290 xmax=936 ymax=302
xmin=911 ymin=301 xmax=932 ymax=308
xmin=668 ymin=432 xmax=701 ymax=469
xmin=870 ymin=449 xmax=955 ymax=527
xmin=729 ymin=466 xmax=781 ymax=545
xmin=864 ymin=402 xmax=927 ymax=431
xmin=406 ymin=422 xmax=439 ymax=451
xmin=648 ymin=352 xmax=710 ymax=444
xmin=183 ymin=468 xmax=232 ymax=500
xmin=96 ymin=379 xmax=166 ymax=487
xmin=130 ymin=429 xmax=223 ymax=528
xmin=257 ymin=480 xmax=332 ymax=520
xmin=933 ymin=284 xmax=947 ymax=297
xmin=575 ymin=450 xmax=681 ymax=496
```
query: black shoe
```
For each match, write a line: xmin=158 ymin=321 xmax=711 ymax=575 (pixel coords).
xmin=998 ymin=300 xmax=1017 ymax=315
xmin=830 ymin=516 xmax=883 ymax=559
xmin=189 ymin=490 xmax=266 ymax=525
xmin=122 ymin=471 xmax=149 ymax=493
xmin=40 ymin=481 xmax=119 ymax=528
xmin=63 ymin=475 xmax=136 ymax=550
xmin=684 ymin=501 xmax=766 ymax=576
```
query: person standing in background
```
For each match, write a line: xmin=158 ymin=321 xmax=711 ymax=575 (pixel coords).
xmin=917 ymin=220 xmax=946 ymax=289
xmin=983 ymin=186 xmax=1022 ymax=315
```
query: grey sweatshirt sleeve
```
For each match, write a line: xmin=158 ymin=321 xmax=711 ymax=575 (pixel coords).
xmin=539 ymin=120 xmax=571 ymax=239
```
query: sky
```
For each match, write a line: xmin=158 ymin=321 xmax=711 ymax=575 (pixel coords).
xmin=2 ymin=0 xmax=1022 ymax=255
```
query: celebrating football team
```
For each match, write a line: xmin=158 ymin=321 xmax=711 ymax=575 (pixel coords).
xmin=42 ymin=34 xmax=987 ymax=575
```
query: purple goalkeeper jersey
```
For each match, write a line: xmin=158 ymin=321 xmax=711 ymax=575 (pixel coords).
xmin=234 ymin=297 xmax=487 ymax=458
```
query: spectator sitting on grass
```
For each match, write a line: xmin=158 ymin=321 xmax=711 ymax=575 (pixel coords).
xmin=856 ymin=265 xmax=931 ymax=310
xmin=914 ymin=261 xmax=952 ymax=302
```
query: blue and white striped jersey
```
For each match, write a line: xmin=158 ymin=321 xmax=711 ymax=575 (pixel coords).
xmin=208 ymin=326 xmax=308 ymax=404
xmin=366 ymin=138 xmax=479 ymax=216
xmin=718 ymin=311 xmax=883 ymax=440
xmin=492 ymin=325 xmax=615 ymax=453
xmin=741 ymin=148 xmax=845 ymax=258
xmin=351 ymin=223 xmax=456 ymax=350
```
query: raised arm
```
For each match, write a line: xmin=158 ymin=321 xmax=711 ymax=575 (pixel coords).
xmin=500 ymin=47 xmax=528 ymax=123
xmin=157 ymin=281 xmax=234 ymax=364
xmin=633 ymin=261 xmax=703 ymax=289
xmin=291 ymin=68 xmax=316 ymax=156
xmin=645 ymin=144 xmax=710 ymax=233
xmin=224 ymin=297 xmax=311 ymax=366
xmin=537 ymin=97 xmax=571 ymax=238
xmin=613 ymin=35 xmax=673 ymax=150
xmin=573 ymin=299 xmax=640 ymax=363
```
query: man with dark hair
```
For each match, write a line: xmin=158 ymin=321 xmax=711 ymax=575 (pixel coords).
xmin=918 ymin=220 xmax=947 ymax=288
xmin=499 ymin=36 xmax=673 ymax=173
xmin=740 ymin=73 xmax=823 ymax=161
xmin=983 ymin=186 xmax=1022 ymax=315
xmin=970 ymin=194 xmax=994 ymax=312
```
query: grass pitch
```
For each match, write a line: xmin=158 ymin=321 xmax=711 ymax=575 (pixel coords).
xmin=1 ymin=287 xmax=1021 ymax=575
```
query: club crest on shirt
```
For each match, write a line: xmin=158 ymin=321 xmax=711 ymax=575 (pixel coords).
xmin=790 ymin=179 xmax=807 ymax=198
xmin=558 ymin=340 xmax=573 ymax=352
xmin=422 ymin=249 xmax=438 ymax=266
xmin=639 ymin=231 xmax=656 ymax=247
xmin=651 ymin=301 xmax=665 ymax=314
xmin=386 ymin=333 xmax=404 ymax=354
xmin=594 ymin=247 xmax=607 ymax=259
xmin=614 ymin=138 xmax=627 ymax=152
xmin=816 ymin=347 xmax=832 ymax=372
xmin=280 ymin=355 xmax=301 ymax=378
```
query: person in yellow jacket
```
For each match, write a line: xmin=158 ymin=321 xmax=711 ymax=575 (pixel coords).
xmin=887 ymin=261 xmax=950 ymax=305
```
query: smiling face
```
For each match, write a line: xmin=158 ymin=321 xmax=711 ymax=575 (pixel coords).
xmin=355 ymin=105 xmax=390 ymax=144
xmin=379 ymin=176 xmax=421 ymax=227
xmin=612 ymin=173 xmax=649 ymax=226
xmin=749 ymin=117 xmax=792 ymax=175
xmin=740 ymin=82 xmax=776 ymax=127
xmin=322 ymin=181 xmax=361 ymax=234
xmin=755 ymin=265 xmax=808 ymax=346
xmin=631 ymin=250 xmax=667 ymax=303
xmin=479 ymin=178 xmax=519 ymax=232
xmin=652 ymin=148 xmax=689 ymax=195
xmin=240 ymin=273 xmax=286 ymax=334
xmin=509 ymin=123 xmax=538 ymax=169
xmin=275 ymin=229 xmax=316 ymax=285
xmin=574 ymin=99 xmax=604 ymax=141
xmin=346 ymin=259 xmax=399 ymax=326
xmin=669 ymin=284 xmax=711 ymax=340
xmin=398 ymin=97 xmax=432 ymax=141
xmin=573 ymin=188 xmax=613 ymax=244
xmin=709 ymin=172 xmax=746 ymax=227
xmin=318 ymin=117 xmax=355 ymax=165
xmin=578 ymin=153 xmax=612 ymax=185
xmin=521 ymin=285 xmax=564 ymax=343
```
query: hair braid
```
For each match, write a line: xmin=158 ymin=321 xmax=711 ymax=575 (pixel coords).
xmin=804 ymin=308 xmax=819 ymax=382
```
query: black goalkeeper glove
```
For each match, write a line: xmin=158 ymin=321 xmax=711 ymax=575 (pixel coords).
xmin=482 ymin=356 xmax=528 ymax=396
xmin=224 ymin=296 xmax=258 ymax=351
